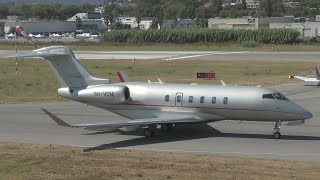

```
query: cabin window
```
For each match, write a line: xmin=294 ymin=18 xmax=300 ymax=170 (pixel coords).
xmin=177 ymin=95 xmax=181 ymax=102
xmin=262 ymin=94 xmax=275 ymax=99
xmin=165 ymin=95 xmax=170 ymax=102
xmin=212 ymin=97 xmax=216 ymax=104
xmin=273 ymin=93 xmax=288 ymax=100
xmin=189 ymin=96 xmax=193 ymax=103
xmin=200 ymin=96 xmax=205 ymax=103
xmin=223 ymin=97 xmax=228 ymax=104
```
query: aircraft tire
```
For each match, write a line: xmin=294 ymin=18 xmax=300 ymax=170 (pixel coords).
xmin=144 ymin=128 xmax=154 ymax=137
xmin=273 ymin=132 xmax=281 ymax=139
xmin=161 ymin=124 xmax=172 ymax=132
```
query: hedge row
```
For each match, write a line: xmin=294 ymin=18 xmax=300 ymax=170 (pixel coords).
xmin=102 ymin=29 xmax=300 ymax=44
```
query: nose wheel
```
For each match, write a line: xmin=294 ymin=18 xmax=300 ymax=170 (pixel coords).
xmin=273 ymin=120 xmax=282 ymax=139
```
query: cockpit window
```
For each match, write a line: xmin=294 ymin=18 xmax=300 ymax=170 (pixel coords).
xmin=262 ymin=94 xmax=275 ymax=99
xmin=273 ymin=93 xmax=288 ymax=100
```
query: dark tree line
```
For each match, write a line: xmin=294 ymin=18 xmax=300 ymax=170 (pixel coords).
xmin=0 ymin=2 xmax=95 ymax=20
xmin=1 ymin=0 xmax=319 ymax=21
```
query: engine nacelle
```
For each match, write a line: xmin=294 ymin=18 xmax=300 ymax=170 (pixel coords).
xmin=58 ymin=85 xmax=130 ymax=104
xmin=79 ymin=85 xmax=130 ymax=104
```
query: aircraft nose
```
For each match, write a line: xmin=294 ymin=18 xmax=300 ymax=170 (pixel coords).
xmin=297 ymin=107 xmax=313 ymax=120
xmin=303 ymin=110 xmax=313 ymax=119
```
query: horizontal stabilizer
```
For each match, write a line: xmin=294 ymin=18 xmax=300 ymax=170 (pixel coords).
xmin=10 ymin=46 xmax=111 ymax=87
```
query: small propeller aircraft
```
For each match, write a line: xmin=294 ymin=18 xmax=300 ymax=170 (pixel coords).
xmin=13 ymin=46 xmax=312 ymax=139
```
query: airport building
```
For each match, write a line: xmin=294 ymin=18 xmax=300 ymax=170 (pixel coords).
xmin=270 ymin=22 xmax=320 ymax=38
xmin=162 ymin=19 xmax=196 ymax=29
xmin=246 ymin=0 xmax=259 ymax=9
xmin=208 ymin=17 xmax=294 ymax=30
xmin=67 ymin=12 xmax=106 ymax=31
xmin=2 ymin=12 xmax=106 ymax=35
xmin=139 ymin=18 xmax=153 ymax=30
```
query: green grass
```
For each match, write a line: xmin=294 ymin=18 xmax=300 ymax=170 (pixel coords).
xmin=1 ymin=142 xmax=320 ymax=180
xmin=0 ymin=58 xmax=315 ymax=103
xmin=2 ymin=42 xmax=320 ymax=51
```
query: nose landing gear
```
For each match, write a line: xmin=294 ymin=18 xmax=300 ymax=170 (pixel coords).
xmin=273 ymin=120 xmax=282 ymax=139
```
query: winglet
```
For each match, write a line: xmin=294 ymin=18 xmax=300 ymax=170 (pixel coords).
xmin=41 ymin=108 xmax=71 ymax=127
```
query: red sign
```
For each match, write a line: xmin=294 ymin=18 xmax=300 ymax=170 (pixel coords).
xmin=197 ymin=73 xmax=215 ymax=79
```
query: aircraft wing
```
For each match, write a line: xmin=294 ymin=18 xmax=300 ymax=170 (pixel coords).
xmin=41 ymin=108 xmax=202 ymax=131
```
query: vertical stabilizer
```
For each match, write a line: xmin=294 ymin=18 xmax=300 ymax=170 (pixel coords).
xmin=15 ymin=46 xmax=110 ymax=88
xmin=117 ymin=71 xmax=130 ymax=82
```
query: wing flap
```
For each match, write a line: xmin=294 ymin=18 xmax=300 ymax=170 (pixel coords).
xmin=41 ymin=108 xmax=201 ymax=131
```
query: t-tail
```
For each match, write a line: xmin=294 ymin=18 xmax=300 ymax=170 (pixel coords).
xmin=15 ymin=46 xmax=111 ymax=88
xmin=14 ymin=46 xmax=133 ymax=104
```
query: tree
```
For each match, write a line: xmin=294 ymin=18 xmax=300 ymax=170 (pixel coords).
xmin=241 ymin=0 xmax=247 ymax=10
xmin=195 ymin=18 xmax=208 ymax=28
xmin=0 ymin=3 xmax=9 ymax=19
xmin=210 ymin=0 xmax=222 ymax=17
xmin=58 ymin=5 xmax=80 ymax=20
xmin=257 ymin=0 xmax=284 ymax=17
xmin=8 ymin=26 xmax=16 ymax=34
xmin=75 ymin=16 xmax=82 ymax=30
xmin=79 ymin=3 xmax=95 ymax=13
xmin=32 ymin=4 xmax=56 ymax=20
xmin=9 ymin=3 xmax=32 ymax=20
xmin=195 ymin=5 xmax=211 ymax=19
xmin=103 ymin=3 xmax=121 ymax=31
xmin=136 ymin=0 xmax=164 ymax=17
xmin=136 ymin=14 xmax=141 ymax=29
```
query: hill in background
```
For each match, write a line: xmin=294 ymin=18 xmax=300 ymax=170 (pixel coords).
xmin=1 ymin=0 xmax=105 ymax=5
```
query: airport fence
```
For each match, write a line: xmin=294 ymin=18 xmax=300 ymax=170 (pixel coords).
xmin=102 ymin=29 xmax=300 ymax=44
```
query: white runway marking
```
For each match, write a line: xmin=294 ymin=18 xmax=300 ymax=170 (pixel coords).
xmin=164 ymin=51 xmax=249 ymax=61
xmin=164 ymin=53 xmax=213 ymax=61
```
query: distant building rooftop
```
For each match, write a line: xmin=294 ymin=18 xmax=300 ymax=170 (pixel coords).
xmin=68 ymin=12 xmax=102 ymax=21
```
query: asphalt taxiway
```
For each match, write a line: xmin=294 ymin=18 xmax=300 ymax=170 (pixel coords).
xmin=1 ymin=82 xmax=320 ymax=162
xmin=2 ymin=50 xmax=320 ymax=62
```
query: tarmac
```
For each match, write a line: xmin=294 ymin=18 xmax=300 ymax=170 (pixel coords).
xmin=1 ymin=50 xmax=320 ymax=62
xmin=1 ymin=50 xmax=320 ymax=162
xmin=1 ymin=82 xmax=320 ymax=162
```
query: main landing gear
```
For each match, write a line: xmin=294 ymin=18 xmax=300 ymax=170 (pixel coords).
xmin=144 ymin=124 xmax=174 ymax=137
xmin=144 ymin=128 xmax=155 ymax=137
xmin=273 ymin=120 xmax=282 ymax=139
xmin=144 ymin=124 xmax=156 ymax=137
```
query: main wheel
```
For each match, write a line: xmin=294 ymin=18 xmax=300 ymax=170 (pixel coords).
xmin=161 ymin=124 xmax=172 ymax=132
xmin=144 ymin=128 xmax=154 ymax=137
xmin=273 ymin=132 xmax=281 ymax=139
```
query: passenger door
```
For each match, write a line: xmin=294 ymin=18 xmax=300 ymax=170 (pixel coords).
xmin=175 ymin=92 xmax=183 ymax=107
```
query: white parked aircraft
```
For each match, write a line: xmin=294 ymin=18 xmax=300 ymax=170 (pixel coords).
xmin=289 ymin=68 xmax=320 ymax=85
xmin=14 ymin=46 xmax=312 ymax=139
